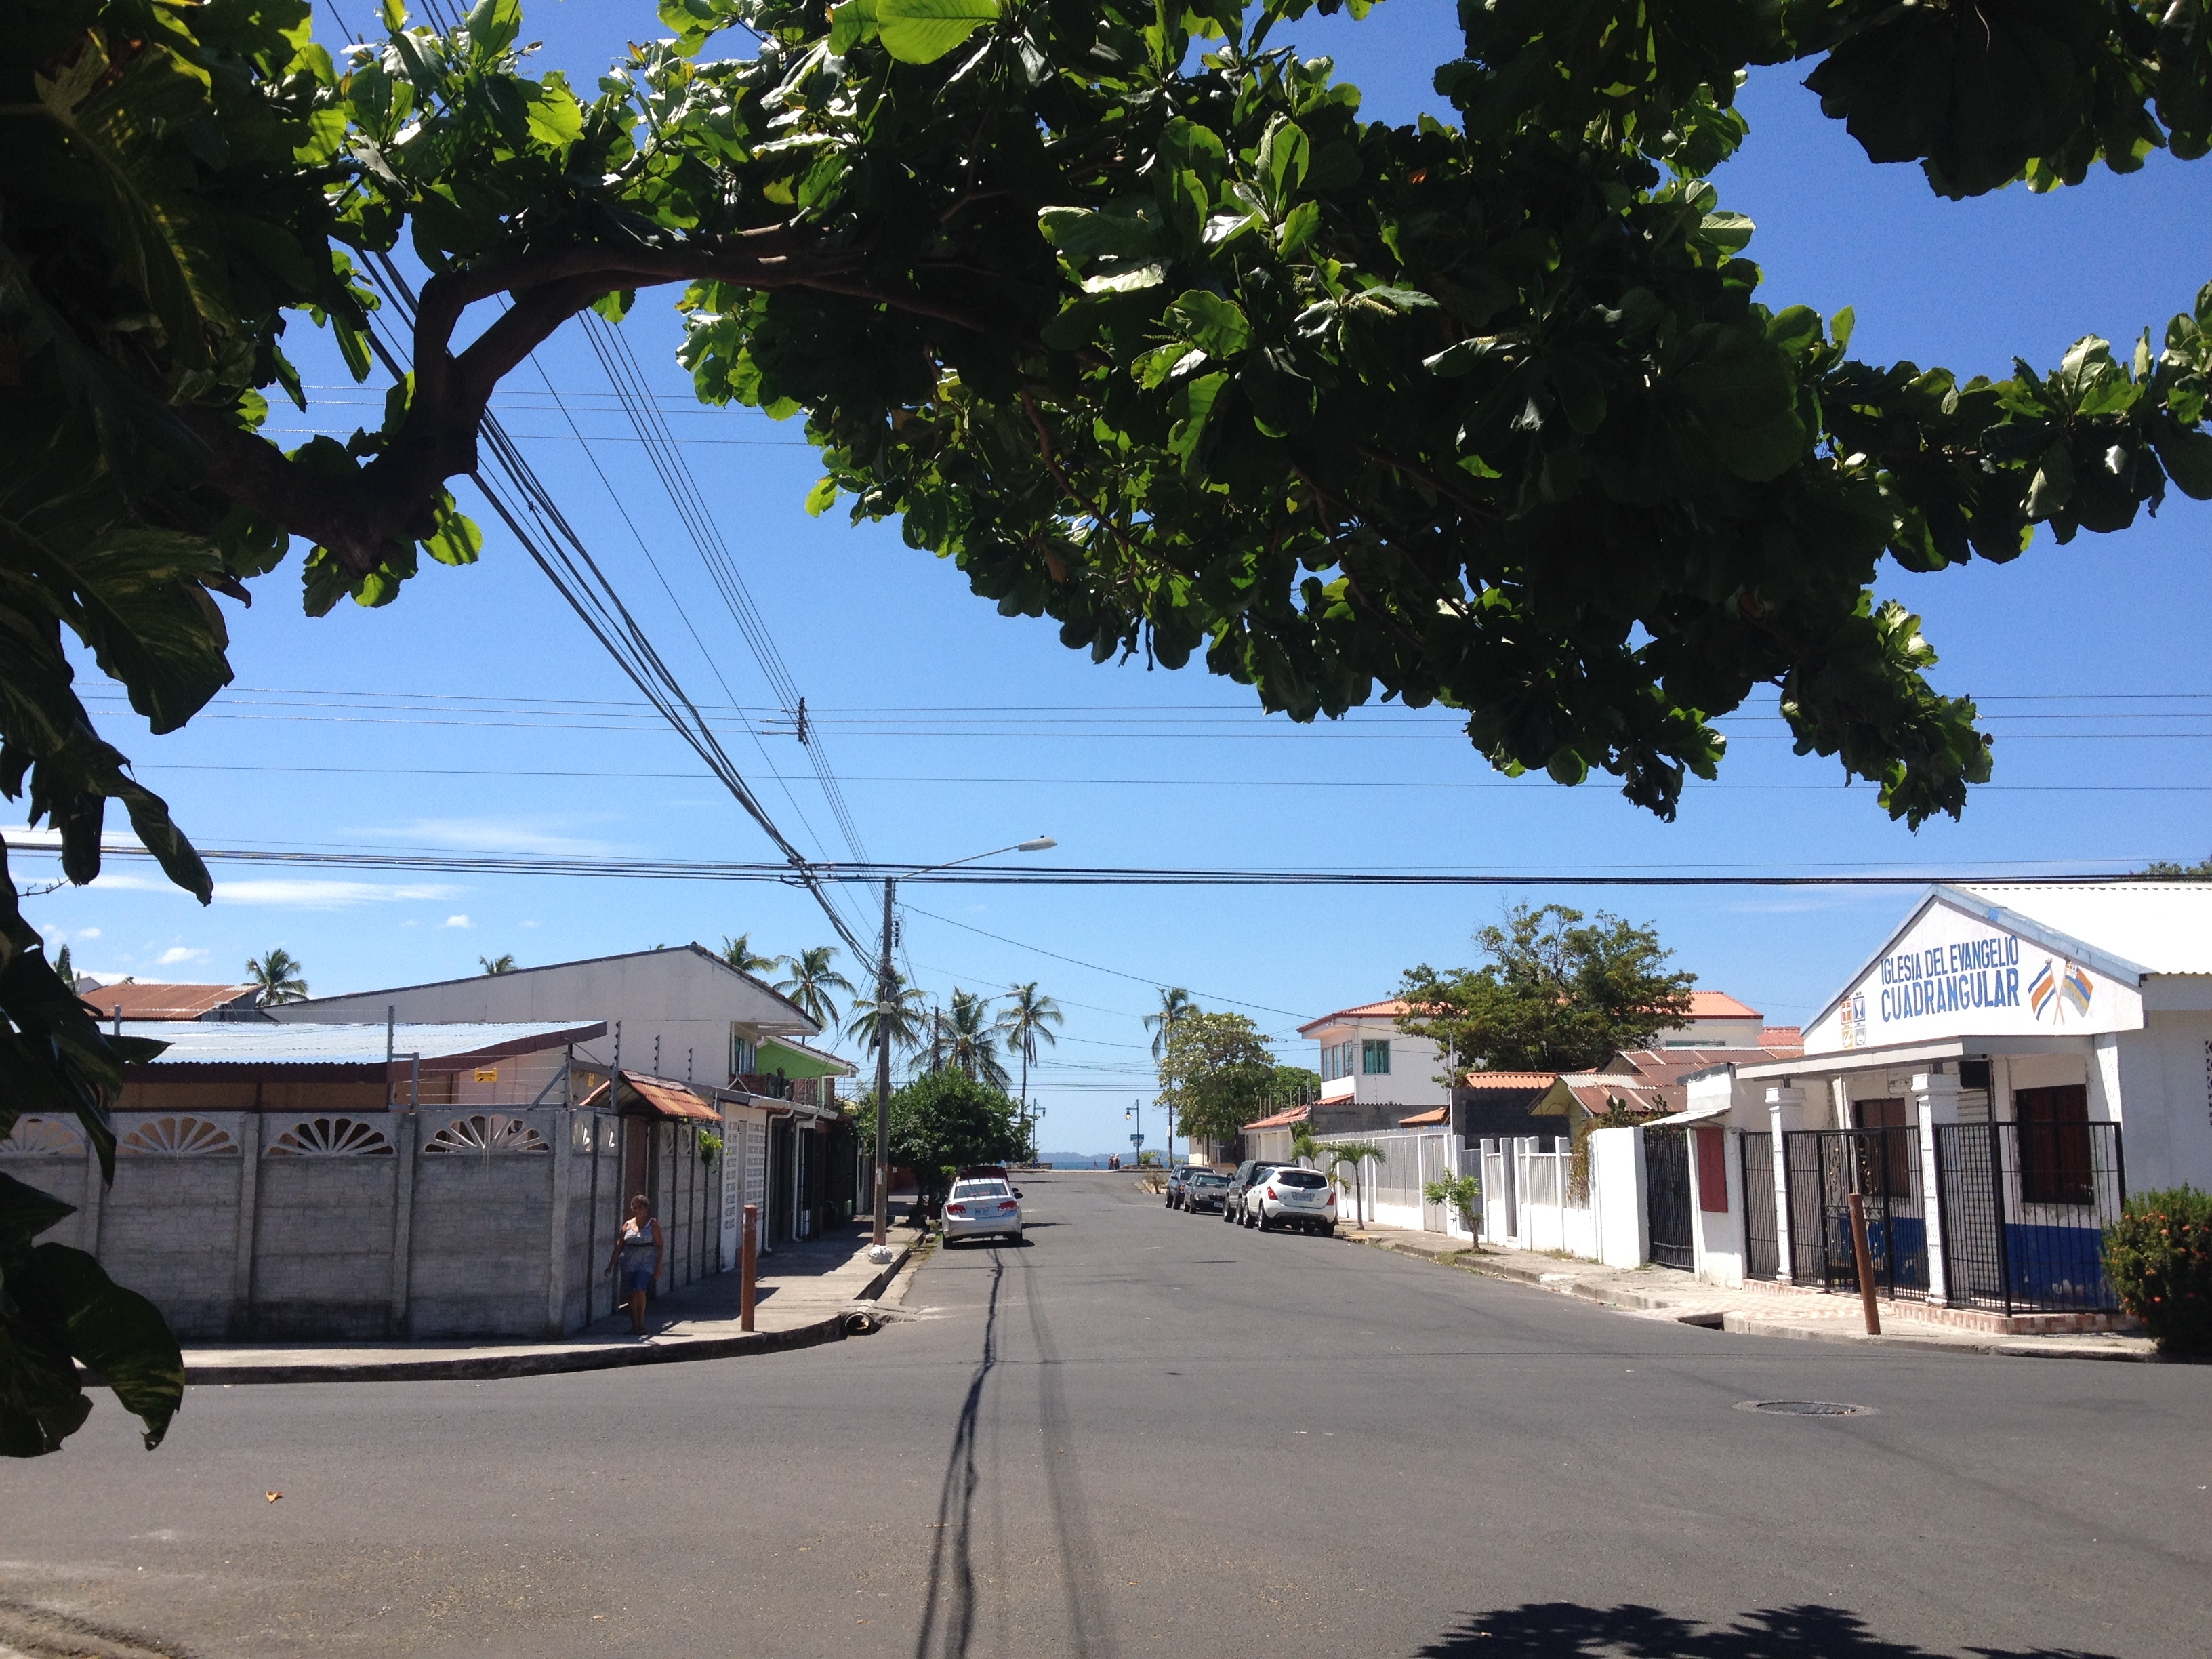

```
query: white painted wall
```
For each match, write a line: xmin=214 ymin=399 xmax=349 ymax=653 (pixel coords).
xmin=272 ymin=946 xmax=820 ymax=1090
xmin=1587 ymin=1127 xmax=1646 ymax=1269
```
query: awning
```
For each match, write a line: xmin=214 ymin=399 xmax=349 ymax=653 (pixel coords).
xmin=1398 ymin=1105 xmax=1450 ymax=1127
xmin=623 ymin=1073 xmax=724 ymax=1124
xmin=1647 ymin=1097 xmax=1738 ymax=1128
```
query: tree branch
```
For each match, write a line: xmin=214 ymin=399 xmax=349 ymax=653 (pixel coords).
xmin=187 ymin=233 xmax=992 ymax=580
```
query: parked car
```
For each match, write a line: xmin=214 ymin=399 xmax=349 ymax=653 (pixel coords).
xmin=1246 ymin=1166 xmax=1338 ymax=1234
xmin=1164 ymin=1167 xmax=1192 ymax=1209
xmin=1183 ymin=1170 xmax=1231 ymax=1214
xmin=1223 ymin=1159 xmax=1284 ymax=1223
xmin=942 ymin=1176 xmax=1023 ymax=1244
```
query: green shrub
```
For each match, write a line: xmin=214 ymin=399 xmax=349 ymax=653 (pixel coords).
xmin=2104 ymin=1187 xmax=2212 ymax=1355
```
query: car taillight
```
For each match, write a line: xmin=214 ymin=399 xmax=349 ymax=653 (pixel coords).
xmin=945 ymin=1203 xmax=966 ymax=1215
xmin=1325 ymin=1191 xmax=1337 ymax=1204
xmin=998 ymin=1200 xmax=1017 ymax=1211
xmin=1265 ymin=1186 xmax=1277 ymax=1199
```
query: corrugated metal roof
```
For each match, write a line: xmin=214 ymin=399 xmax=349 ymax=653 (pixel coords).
xmin=623 ymin=1074 xmax=724 ymax=1124
xmin=121 ymin=1021 xmax=602 ymax=1066
xmin=81 ymin=982 xmax=260 ymax=1019
xmin=1954 ymin=882 xmax=2212 ymax=977
xmin=1296 ymin=999 xmax=1410 ymax=1034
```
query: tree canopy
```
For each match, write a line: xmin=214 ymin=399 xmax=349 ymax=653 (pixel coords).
xmin=887 ymin=1068 xmax=1025 ymax=1197
xmin=1156 ymin=1008 xmax=1289 ymax=1146
xmin=1397 ymin=903 xmax=1697 ymax=1074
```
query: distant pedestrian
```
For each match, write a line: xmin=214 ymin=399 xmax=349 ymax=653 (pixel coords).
xmin=607 ymin=1195 xmax=662 ymax=1336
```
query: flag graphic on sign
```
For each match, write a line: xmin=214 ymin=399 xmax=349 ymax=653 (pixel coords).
xmin=2028 ymin=959 xmax=2057 ymax=1020
xmin=2062 ymin=964 xmax=2093 ymax=1018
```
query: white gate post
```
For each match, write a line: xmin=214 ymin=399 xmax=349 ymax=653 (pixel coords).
xmin=1766 ymin=1086 xmax=1804 ymax=1280
xmin=1912 ymin=1069 xmax=1962 ymax=1305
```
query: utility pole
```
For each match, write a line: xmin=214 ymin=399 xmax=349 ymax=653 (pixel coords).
xmin=872 ymin=877 xmax=896 ymax=1260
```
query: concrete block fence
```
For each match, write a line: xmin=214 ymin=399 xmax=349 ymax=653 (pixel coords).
xmin=0 ymin=1107 xmax=730 ymax=1341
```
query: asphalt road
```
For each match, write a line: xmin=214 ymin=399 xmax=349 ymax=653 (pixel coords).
xmin=2 ymin=1172 xmax=2207 ymax=1658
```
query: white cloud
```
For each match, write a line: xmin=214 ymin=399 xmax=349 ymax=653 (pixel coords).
xmin=77 ymin=927 xmax=100 ymax=940
xmin=360 ymin=818 xmax=622 ymax=857
xmin=156 ymin=946 xmax=208 ymax=966
xmin=81 ymin=872 xmax=465 ymax=909
xmin=520 ymin=919 xmax=540 ymax=928
xmin=443 ymin=914 xmax=472 ymax=930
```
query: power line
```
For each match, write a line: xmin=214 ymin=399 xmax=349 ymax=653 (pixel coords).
xmin=28 ymin=837 xmax=2158 ymax=888
xmin=119 ymin=762 xmax=2212 ymax=795
xmin=349 ymin=250 xmax=876 ymax=964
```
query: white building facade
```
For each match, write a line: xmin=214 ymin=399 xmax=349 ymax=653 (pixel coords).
xmin=1664 ymin=883 xmax=2212 ymax=1328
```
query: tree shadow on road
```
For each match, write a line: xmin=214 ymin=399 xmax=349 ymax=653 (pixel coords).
xmin=1415 ymin=1603 xmax=2118 ymax=1659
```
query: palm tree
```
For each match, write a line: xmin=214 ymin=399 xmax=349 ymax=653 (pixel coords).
xmin=479 ymin=954 xmax=518 ymax=975
xmin=995 ymin=981 xmax=1062 ymax=1143
xmin=1145 ymin=985 xmax=1195 ymax=1061
xmin=1318 ymin=1139 xmax=1385 ymax=1230
xmin=720 ymin=933 xmax=774 ymax=975
xmin=53 ymin=942 xmax=73 ymax=988
xmin=774 ymin=945 xmax=855 ymax=1034
xmin=945 ymin=988 xmax=1010 ymax=1088
xmin=846 ymin=972 xmax=929 ymax=1059
xmin=245 ymin=947 xmax=308 ymax=1005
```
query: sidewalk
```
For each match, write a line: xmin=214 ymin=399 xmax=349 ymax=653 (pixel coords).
xmin=1337 ymin=1225 xmax=2159 ymax=1362
xmin=169 ymin=1221 xmax=922 ymax=1385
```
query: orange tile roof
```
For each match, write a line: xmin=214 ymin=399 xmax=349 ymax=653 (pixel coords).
xmin=1398 ymin=1105 xmax=1450 ymax=1126
xmin=81 ymin=981 xmax=260 ymax=1019
xmin=1240 ymin=1103 xmax=1313 ymax=1132
xmin=1759 ymin=1026 xmax=1803 ymax=1049
xmin=1458 ymin=1071 xmax=1561 ymax=1089
xmin=1685 ymin=991 xmax=1761 ymax=1019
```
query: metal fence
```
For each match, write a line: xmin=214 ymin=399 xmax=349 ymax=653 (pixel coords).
xmin=1742 ymin=1131 xmax=1779 ymax=1281
xmin=1645 ymin=1128 xmax=1693 ymax=1271
xmin=1784 ymin=1127 xmax=1929 ymax=1300
xmin=1935 ymin=1121 xmax=2125 ymax=1313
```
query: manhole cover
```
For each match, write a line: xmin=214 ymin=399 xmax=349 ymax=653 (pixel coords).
xmin=1735 ymin=1399 xmax=1876 ymax=1417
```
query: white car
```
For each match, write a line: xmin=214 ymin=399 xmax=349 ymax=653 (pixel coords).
xmin=942 ymin=1177 xmax=1024 ymax=1244
xmin=1246 ymin=1166 xmax=1338 ymax=1234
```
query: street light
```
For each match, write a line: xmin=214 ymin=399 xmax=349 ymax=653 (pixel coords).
xmin=869 ymin=836 xmax=1057 ymax=1261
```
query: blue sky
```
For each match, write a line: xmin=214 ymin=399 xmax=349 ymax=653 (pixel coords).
xmin=26 ymin=2 xmax=2212 ymax=1155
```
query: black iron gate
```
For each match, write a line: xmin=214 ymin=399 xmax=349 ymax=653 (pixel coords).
xmin=1936 ymin=1120 xmax=2125 ymax=1313
xmin=1742 ymin=1131 xmax=1778 ymax=1280
xmin=1644 ymin=1128 xmax=1694 ymax=1271
xmin=1783 ymin=1128 xmax=1928 ymax=1300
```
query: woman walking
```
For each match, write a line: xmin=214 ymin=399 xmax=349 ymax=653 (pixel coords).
xmin=606 ymin=1194 xmax=662 ymax=1336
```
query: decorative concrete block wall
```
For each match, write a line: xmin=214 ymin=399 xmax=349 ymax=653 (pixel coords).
xmin=1 ymin=1107 xmax=640 ymax=1342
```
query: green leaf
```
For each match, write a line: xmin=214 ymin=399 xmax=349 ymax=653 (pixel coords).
xmin=0 ymin=1172 xmax=75 ymax=1252
xmin=1168 ymin=291 xmax=1251 ymax=357
xmin=524 ymin=82 xmax=584 ymax=149
xmin=423 ymin=499 xmax=482 ymax=567
xmin=804 ymin=476 xmax=842 ymax=516
xmin=1675 ymin=331 xmax=1806 ymax=481
xmin=1277 ymin=200 xmax=1321 ymax=258
xmin=16 ymin=1243 xmax=185 ymax=1451
xmin=876 ymin=0 xmax=1000 ymax=65
xmin=1038 ymin=207 xmax=1159 ymax=263
xmin=829 ymin=0 xmax=881 ymax=54
xmin=1258 ymin=117 xmax=1309 ymax=207
xmin=2154 ymin=425 xmax=2212 ymax=499
xmin=1168 ymin=372 xmax=1229 ymax=467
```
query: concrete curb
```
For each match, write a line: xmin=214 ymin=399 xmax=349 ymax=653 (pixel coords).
xmin=1336 ymin=1229 xmax=2161 ymax=1364
xmin=171 ymin=1244 xmax=914 ymax=1387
